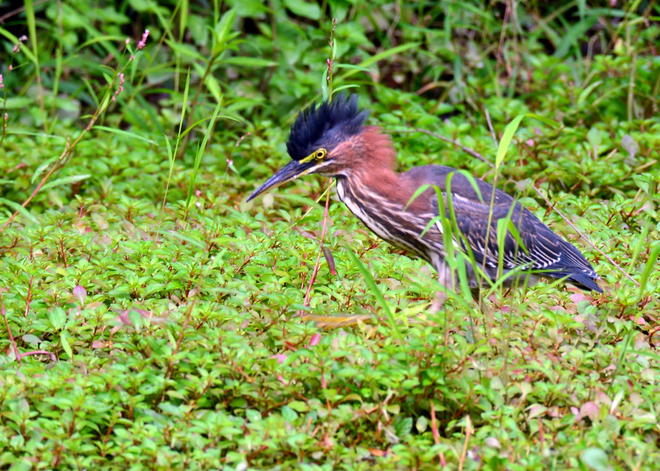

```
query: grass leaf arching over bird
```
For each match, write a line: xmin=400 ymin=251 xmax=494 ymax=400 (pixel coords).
xmin=248 ymin=94 xmax=602 ymax=301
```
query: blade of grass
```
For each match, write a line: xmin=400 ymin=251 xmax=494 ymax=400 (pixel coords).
xmin=345 ymin=249 xmax=402 ymax=340
xmin=0 ymin=198 xmax=39 ymax=225
xmin=338 ymin=42 xmax=420 ymax=81
xmin=639 ymin=241 xmax=659 ymax=296
xmin=93 ymin=126 xmax=157 ymax=145
xmin=184 ymin=103 xmax=222 ymax=220
xmin=495 ymin=114 xmax=525 ymax=169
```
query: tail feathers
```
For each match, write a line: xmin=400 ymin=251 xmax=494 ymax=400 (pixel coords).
xmin=545 ymin=238 xmax=602 ymax=292
xmin=547 ymin=270 xmax=603 ymax=293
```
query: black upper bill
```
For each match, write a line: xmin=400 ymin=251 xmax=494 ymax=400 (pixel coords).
xmin=246 ymin=160 xmax=317 ymax=202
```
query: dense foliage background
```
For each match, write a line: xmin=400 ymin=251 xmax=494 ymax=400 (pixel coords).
xmin=0 ymin=0 xmax=658 ymax=469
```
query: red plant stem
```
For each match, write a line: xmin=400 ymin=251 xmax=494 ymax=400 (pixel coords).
xmin=1 ymin=292 xmax=56 ymax=363
xmin=1 ymin=294 xmax=21 ymax=362
xmin=23 ymin=277 xmax=33 ymax=318
xmin=431 ymin=402 xmax=446 ymax=467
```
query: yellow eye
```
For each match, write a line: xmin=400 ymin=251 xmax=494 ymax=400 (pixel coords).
xmin=300 ymin=148 xmax=328 ymax=164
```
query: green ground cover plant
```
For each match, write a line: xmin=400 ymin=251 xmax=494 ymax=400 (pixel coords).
xmin=0 ymin=1 xmax=657 ymax=469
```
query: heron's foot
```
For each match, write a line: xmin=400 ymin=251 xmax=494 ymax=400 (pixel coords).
xmin=430 ymin=290 xmax=449 ymax=313
xmin=431 ymin=261 xmax=455 ymax=312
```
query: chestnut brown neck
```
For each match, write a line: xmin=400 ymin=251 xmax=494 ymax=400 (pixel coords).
xmin=351 ymin=127 xmax=416 ymax=199
xmin=337 ymin=127 xmax=431 ymax=211
xmin=357 ymin=126 xmax=397 ymax=169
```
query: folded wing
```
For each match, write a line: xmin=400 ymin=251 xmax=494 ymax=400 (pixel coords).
xmin=404 ymin=165 xmax=602 ymax=292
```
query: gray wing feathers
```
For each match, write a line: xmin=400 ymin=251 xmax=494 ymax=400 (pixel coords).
xmin=411 ymin=165 xmax=601 ymax=291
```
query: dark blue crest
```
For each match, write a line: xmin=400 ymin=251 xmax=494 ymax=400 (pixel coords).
xmin=286 ymin=94 xmax=369 ymax=160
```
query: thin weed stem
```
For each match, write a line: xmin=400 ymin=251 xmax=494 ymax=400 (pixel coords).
xmin=532 ymin=186 xmax=636 ymax=287
xmin=299 ymin=184 xmax=333 ymax=314
xmin=1 ymin=292 xmax=56 ymax=363
xmin=396 ymin=127 xmax=494 ymax=167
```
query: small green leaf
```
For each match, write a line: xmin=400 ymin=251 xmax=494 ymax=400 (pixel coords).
xmin=1 ymin=97 xmax=35 ymax=109
xmin=580 ymin=447 xmax=613 ymax=471
xmin=283 ymin=0 xmax=321 ymax=20
xmin=245 ymin=409 xmax=262 ymax=422
xmin=213 ymin=8 xmax=238 ymax=53
xmin=223 ymin=57 xmax=277 ymax=67
xmin=166 ymin=40 xmax=206 ymax=61
xmin=41 ymin=174 xmax=91 ymax=191
xmin=577 ymin=80 xmax=603 ymax=107
xmin=288 ymin=401 xmax=309 ymax=412
xmin=60 ymin=331 xmax=73 ymax=359
xmin=495 ymin=114 xmax=525 ymax=168
xmin=48 ymin=307 xmax=67 ymax=330
xmin=281 ymin=405 xmax=298 ymax=422
xmin=415 ymin=415 xmax=428 ymax=433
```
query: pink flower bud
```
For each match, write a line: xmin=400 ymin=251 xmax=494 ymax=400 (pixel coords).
xmin=309 ymin=333 xmax=321 ymax=347
xmin=271 ymin=353 xmax=287 ymax=364
xmin=73 ymin=285 xmax=87 ymax=304
xmin=137 ymin=29 xmax=150 ymax=50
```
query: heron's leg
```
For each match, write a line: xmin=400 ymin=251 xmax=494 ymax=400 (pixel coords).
xmin=431 ymin=260 xmax=455 ymax=312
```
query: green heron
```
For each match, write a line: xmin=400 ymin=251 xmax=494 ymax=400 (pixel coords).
xmin=247 ymin=94 xmax=602 ymax=299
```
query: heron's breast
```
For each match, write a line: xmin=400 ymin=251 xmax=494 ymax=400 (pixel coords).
xmin=336 ymin=179 xmax=441 ymax=260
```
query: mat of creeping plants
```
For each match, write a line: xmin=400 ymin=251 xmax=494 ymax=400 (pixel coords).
xmin=0 ymin=1 xmax=657 ymax=469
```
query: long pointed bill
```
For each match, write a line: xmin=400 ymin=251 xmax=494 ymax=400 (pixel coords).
xmin=246 ymin=159 xmax=319 ymax=202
